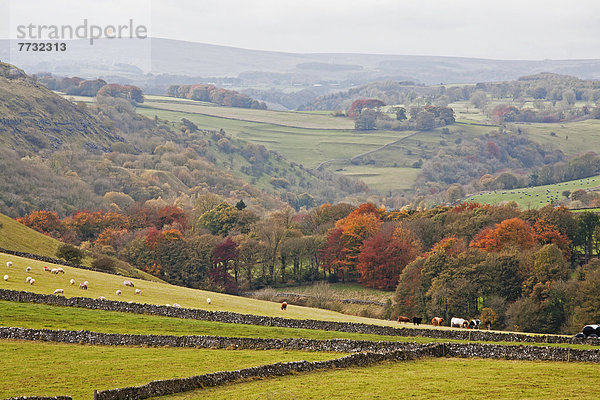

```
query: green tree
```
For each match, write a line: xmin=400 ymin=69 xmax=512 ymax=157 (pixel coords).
xmin=56 ymin=244 xmax=84 ymax=264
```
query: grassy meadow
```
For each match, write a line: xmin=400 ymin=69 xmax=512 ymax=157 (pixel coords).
xmin=0 ymin=213 xmax=64 ymax=260
xmin=468 ymin=174 xmax=600 ymax=208
xmin=157 ymin=358 xmax=600 ymax=400
xmin=0 ymin=340 xmax=339 ymax=399
xmin=0 ymin=253 xmax=402 ymax=326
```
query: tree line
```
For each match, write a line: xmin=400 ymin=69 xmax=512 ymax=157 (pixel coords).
xmin=17 ymin=199 xmax=600 ymax=334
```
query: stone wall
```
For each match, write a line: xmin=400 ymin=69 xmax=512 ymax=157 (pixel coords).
xmin=0 ymin=326 xmax=420 ymax=353
xmin=0 ymin=288 xmax=590 ymax=346
xmin=95 ymin=345 xmax=443 ymax=400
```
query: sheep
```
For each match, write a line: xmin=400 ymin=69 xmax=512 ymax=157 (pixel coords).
xmin=79 ymin=283 xmax=88 ymax=290
xmin=53 ymin=289 xmax=64 ymax=295
xmin=135 ymin=289 xmax=141 ymax=295
xmin=6 ymin=261 xmax=12 ymax=268
xmin=172 ymin=303 xmax=181 ymax=308
xmin=26 ymin=277 xmax=32 ymax=284
xmin=29 ymin=278 xmax=35 ymax=285
xmin=3 ymin=275 xmax=8 ymax=281
xmin=70 ymin=279 xmax=75 ymax=285
xmin=56 ymin=267 xmax=65 ymax=274
xmin=98 ymin=296 xmax=106 ymax=300
xmin=281 ymin=301 xmax=287 ymax=310
xmin=25 ymin=267 xmax=31 ymax=272
xmin=124 ymin=280 xmax=134 ymax=287
xmin=206 ymin=298 xmax=211 ymax=305
xmin=116 ymin=290 xmax=122 ymax=296
xmin=51 ymin=268 xmax=59 ymax=274
xmin=83 ymin=281 xmax=89 ymax=286
xmin=43 ymin=266 xmax=51 ymax=272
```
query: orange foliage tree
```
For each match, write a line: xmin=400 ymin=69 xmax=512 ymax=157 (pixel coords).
xmin=470 ymin=218 xmax=537 ymax=252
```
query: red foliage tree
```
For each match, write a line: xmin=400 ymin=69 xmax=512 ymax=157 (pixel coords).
xmin=357 ymin=225 xmax=422 ymax=290
xmin=347 ymin=99 xmax=386 ymax=118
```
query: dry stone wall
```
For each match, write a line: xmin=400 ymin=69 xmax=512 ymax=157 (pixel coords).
xmin=0 ymin=288 xmax=591 ymax=346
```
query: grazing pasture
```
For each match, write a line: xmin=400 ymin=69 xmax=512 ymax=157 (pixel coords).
xmin=156 ymin=358 xmax=600 ymax=400
xmin=467 ymin=174 xmax=600 ymax=208
xmin=0 ymin=340 xmax=337 ymax=399
xmin=0 ymin=253 xmax=400 ymax=326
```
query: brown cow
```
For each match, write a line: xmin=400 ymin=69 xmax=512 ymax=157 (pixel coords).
xmin=397 ymin=316 xmax=411 ymax=323
xmin=431 ymin=317 xmax=445 ymax=326
xmin=281 ymin=301 xmax=287 ymax=310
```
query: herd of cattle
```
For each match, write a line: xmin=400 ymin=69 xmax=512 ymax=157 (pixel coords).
xmin=398 ymin=315 xmax=491 ymax=329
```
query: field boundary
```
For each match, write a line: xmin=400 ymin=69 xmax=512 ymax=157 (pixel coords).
xmin=95 ymin=344 xmax=443 ymax=400
xmin=0 ymin=289 xmax=587 ymax=345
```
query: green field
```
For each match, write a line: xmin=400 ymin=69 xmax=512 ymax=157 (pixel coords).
xmin=0 ymin=340 xmax=338 ymax=399
xmin=273 ymin=282 xmax=393 ymax=303
xmin=143 ymin=97 xmax=355 ymax=130
xmin=157 ymin=358 xmax=600 ymax=400
xmin=468 ymin=174 xmax=600 ymax=208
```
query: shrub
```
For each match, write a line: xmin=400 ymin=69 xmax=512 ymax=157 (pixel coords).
xmin=55 ymin=244 xmax=84 ymax=264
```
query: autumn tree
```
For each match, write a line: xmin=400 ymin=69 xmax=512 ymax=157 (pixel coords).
xmin=357 ymin=225 xmax=422 ymax=290
xmin=470 ymin=218 xmax=537 ymax=253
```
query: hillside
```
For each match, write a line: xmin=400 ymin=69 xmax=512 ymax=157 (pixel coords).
xmin=0 ymin=62 xmax=122 ymax=155
xmin=0 ymin=212 xmax=63 ymax=257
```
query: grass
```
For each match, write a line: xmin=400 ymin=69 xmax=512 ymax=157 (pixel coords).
xmin=0 ymin=340 xmax=339 ymax=399
xmin=2 ymin=301 xmax=597 ymax=350
xmin=0 ymin=213 xmax=64 ymax=260
xmin=336 ymin=166 xmax=420 ymax=192
xmin=142 ymin=97 xmax=356 ymax=130
xmin=273 ymin=282 xmax=393 ymax=303
xmin=467 ymin=174 xmax=600 ymax=209
xmin=156 ymin=358 xmax=600 ymax=400
xmin=0 ymin=253 xmax=403 ymax=327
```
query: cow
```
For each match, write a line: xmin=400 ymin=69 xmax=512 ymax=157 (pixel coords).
xmin=451 ymin=317 xmax=469 ymax=328
xmin=431 ymin=317 xmax=444 ymax=326
xmin=281 ymin=301 xmax=287 ymax=310
xmin=397 ymin=316 xmax=411 ymax=323
xmin=468 ymin=319 xmax=481 ymax=329
xmin=412 ymin=317 xmax=423 ymax=325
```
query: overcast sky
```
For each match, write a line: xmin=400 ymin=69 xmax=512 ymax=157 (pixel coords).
xmin=2 ymin=0 xmax=599 ymax=60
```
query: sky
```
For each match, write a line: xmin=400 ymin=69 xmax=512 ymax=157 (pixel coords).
xmin=1 ymin=0 xmax=599 ymax=60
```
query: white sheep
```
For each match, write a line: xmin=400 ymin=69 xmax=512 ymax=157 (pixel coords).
xmin=70 ymin=279 xmax=75 ymax=285
xmin=53 ymin=289 xmax=64 ymax=295
xmin=3 ymin=275 xmax=8 ymax=281
xmin=79 ymin=283 xmax=88 ymax=290
xmin=83 ymin=281 xmax=89 ymax=286
xmin=51 ymin=268 xmax=59 ymax=274
xmin=135 ymin=289 xmax=141 ymax=295
xmin=206 ymin=298 xmax=211 ymax=305
xmin=124 ymin=280 xmax=134 ymax=287
xmin=26 ymin=277 xmax=32 ymax=284
xmin=98 ymin=296 xmax=106 ymax=300
xmin=29 ymin=278 xmax=35 ymax=285
xmin=172 ymin=303 xmax=181 ymax=308
xmin=56 ymin=267 xmax=65 ymax=274
xmin=25 ymin=267 xmax=31 ymax=272
xmin=116 ymin=290 xmax=122 ymax=296
xmin=6 ymin=261 xmax=12 ymax=268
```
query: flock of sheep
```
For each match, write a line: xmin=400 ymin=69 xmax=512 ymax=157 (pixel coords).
xmin=4 ymin=260 xmax=141 ymax=298
xmin=4 ymin=260 xmax=214 ymax=308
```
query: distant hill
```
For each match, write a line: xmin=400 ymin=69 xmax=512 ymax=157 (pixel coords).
xmin=3 ymin=38 xmax=600 ymax=92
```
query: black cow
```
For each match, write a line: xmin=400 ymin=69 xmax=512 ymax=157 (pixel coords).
xmin=412 ymin=317 xmax=423 ymax=325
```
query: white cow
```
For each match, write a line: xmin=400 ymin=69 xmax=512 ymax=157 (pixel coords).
xmin=451 ymin=317 xmax=469 ymax=328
